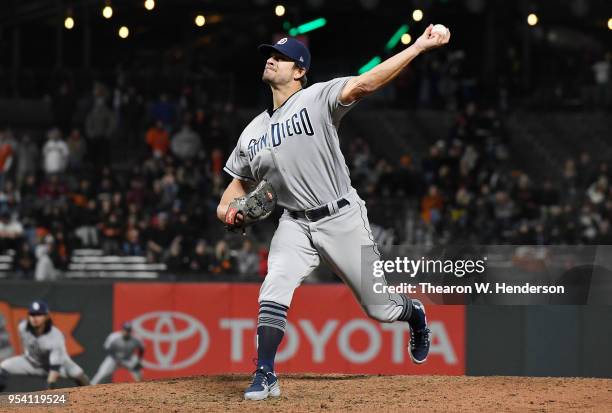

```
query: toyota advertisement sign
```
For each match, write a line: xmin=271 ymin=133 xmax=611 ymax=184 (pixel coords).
xmin=113 ymin=283 xmax=465 ymax=381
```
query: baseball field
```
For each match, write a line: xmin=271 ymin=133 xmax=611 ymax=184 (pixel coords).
xmin=5 ymin=375 xmax=611 ymax=412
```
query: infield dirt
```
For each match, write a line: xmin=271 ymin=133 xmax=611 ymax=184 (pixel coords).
xmin=5 ymin=374 xmax=612 ymax=412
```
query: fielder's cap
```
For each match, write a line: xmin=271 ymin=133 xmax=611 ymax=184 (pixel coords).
xmin=28 ymin=300 xmax=50 ymax=315
xmin=258 ymin=37 xmax=311 ymax=71
xmin=122 ymin=322 xmax=132 ymax=331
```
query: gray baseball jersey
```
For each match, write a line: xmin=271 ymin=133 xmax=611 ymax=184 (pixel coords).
xmin=224 ymin=76 xmax=407 ymax=320
xmin=18 ymin=320 xmax=68 ymax=368
xmin=104 ymin=332 xmax=144 ymax=361
xmin=0 ymin=319 xmax=84 ymax=379
xmin=91 ymin=331 xmax=143 ymax=384
xmin=224 ymin=77 xmax=355 ymax=211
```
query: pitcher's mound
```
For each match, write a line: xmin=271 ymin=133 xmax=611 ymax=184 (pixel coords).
xmin=12 ymin=374 xmax=612 ymax=412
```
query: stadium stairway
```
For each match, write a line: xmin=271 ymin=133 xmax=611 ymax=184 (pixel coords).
xmin=0 ymin=250 xmax=14 ymax=278
xmin=65 ymin=249 xmax=165 ymax=279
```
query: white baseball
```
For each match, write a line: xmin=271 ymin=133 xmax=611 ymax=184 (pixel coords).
xmin=431 ymin=24 xmax=448 ymax=37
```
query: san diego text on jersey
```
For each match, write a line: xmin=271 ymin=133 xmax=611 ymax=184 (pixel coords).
xmin=247 ymin=107 xmax=314 ymax=161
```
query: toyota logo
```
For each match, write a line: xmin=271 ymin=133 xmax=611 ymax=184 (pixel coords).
xmin=132 ymin=311 xmax=209 ymax=371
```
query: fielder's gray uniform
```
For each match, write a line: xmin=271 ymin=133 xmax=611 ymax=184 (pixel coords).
xmin=91 ymin=332 xmax=144 ymax=384
xmin=225 ymin=77 xmax=408 ymax=321
xmin=0 ymin=320 xmax=84 ymax=379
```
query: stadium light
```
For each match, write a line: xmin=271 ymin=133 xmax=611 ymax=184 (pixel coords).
xmin=119 ymin=26 xmax=129 ymax=38
xmin=412 ymin=9 xmax=423 ymax=22
xmin=275 ymin=5 xmax=286 ymax=17
xmin=64 ymin=16 xmax=75 ymax=30
xmin=145 ymin=0 xmax=155 ymax=11
xmin=288 ymin=17 xmax=327 ymax=36
xmin=358 ymin=56 xmax=381 ymax=74
xmin=384 ymin=24 xmax=409 ymax=52
xmin=102 ymin=5 xmax=113 ymax=19
xmin=608 ymin=17 xmax=612 ymax=30
xmin=195 ymin=15 xmax=206 ymax=27
xmin=401 ymin=33 xmax=412 ymax=45
xmin=102 ymin=1 xmax=113 ymax=19
xmin=527 ymin=13 xmax=538 ymax=26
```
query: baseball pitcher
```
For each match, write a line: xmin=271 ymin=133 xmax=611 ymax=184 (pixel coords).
xmin=217 ymin=24 xmax=451 ymax=400
xmin=91 ymin=322 xmax=144 ymax=384
xmin=0 ymin=300 xmax=90 ymax=391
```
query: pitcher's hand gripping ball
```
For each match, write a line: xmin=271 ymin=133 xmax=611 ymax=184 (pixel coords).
xmin=225 ymin=180 xmax=277 ymax=232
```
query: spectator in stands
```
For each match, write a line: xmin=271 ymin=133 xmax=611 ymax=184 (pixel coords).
xmin=422 ymin=145 xmax=442 ymax=185
xmin=421 ymin=185 xmax=443 ymax=226
xmin=99 ymin=212 xmax=122 ymax=255
xmin=126 ymin=177 xmax=146 ymax=209
xmin=74 ymin=199 xmax=99 ymax=247
xmin=0 ymin=130 xmax=14 ymax=190
xmin=493 ymin=190 xmax=515 ymax=233
xmin=172 ymin=211 xmax=198 ymax=251
xmin=578 ymin=203 xmax=600 ymax=243
xmin=15 ymin=134 xmax=38 ymax=188
xmin=596 ymin=220 xmax=612 ymax=244
xmin=146 ymin=212 xmax=176 ymax=261
xmin=170 ymin=115 xmax=202 ymax=162
xmin=14 ymin=241 xmax=35 ymax=279
xmin=513 ymin=173 xmax=538 ymax=220
xmin=66 ymin=129 xmax=87 ymax=173
xmin=0 ymin=212 xmax=23 ymax=252
xmin=235 ymin=239 xmax=259 ymax=279
xmin=146 ymin=120 xmax=170 ymax=158
xmin=18 ymin=174 xmax=38 ymax=217
xmin=189 ymin=239 xmax=211 ymax=272
xmin=159 ymin=170 xmax=179 ymax=209
xmin=42 ymin=128 xmax=69 ymax=175
xmin=0 ymin=180 xmax=19 ymax=215
xmin=587 ymin=176 xmax=608 ymax=205
xmin=51 ymin=230 xmax=71 ymax=271
xmin=164 ymin=236 xmax=189 ymax=273
xmin=575 ymin=151 xmax=593 ymax=189
xmin=150 ymin=93 xmax=177 ymax=130
xmin=562 ymin=159 xmax=577 ymax=201
xmin=34 ymin=235 xmax=59 ymax=281
xmin=210 ymin=240 xmax=235 ymax=274
xmin=38 ymin=174 xmax=67 ymax=203
xmin=85 ymin=96 xmax=116 ymax=175
xmin=210 ymin=149 xmax=224 ymax=178
xmin=122 ymin=228 xmax=144 ymax=256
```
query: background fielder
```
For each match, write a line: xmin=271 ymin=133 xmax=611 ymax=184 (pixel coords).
xmin=0 ymin=300 xmax=90 ymax=391
xmin=91 ymin=322 xmax=144 ymax=384
xmin=218 ymin=25 xmax=450 ymax=400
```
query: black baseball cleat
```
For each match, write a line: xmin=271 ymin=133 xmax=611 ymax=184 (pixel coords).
xmin=408 ymin=299 xmax=431 ymax=364
xmin=244 ymin=365 xmax=281 ymax=401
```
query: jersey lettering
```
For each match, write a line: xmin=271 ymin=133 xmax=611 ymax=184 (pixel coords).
xmin=299 ymin=108 xmax=314 ymax=136
xmin=246 ymin=107 xmax=315 ymax=160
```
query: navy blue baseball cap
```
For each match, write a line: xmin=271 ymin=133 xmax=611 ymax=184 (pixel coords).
xmin=258 ymin=37 xmax=311 ymax=71
xmin=28 ymin=300 xmax=50 ymax=315
xmin=122 ymin=322 xmax=132 ymax=331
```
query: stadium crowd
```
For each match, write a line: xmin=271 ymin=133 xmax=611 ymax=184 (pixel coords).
xmin=0 ymin=74 xmax=609 ymax=281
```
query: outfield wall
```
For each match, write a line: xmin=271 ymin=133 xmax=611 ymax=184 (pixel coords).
xmin=0 ymin=281 xmax=610 ymax=391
